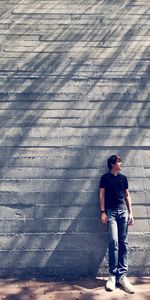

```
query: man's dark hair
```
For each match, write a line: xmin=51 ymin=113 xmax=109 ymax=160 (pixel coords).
xmin=107 ymin=154 xmax=121 ymax=170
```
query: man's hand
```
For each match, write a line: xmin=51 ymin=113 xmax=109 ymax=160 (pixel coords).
xmin=101 ymin=212 xmax=108 ymax=225
xmin=128 ymin=213 xmax=134 ymax=225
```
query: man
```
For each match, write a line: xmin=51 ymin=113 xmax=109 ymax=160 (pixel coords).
xmin=99 ymin=154 xmax=135 ymax=294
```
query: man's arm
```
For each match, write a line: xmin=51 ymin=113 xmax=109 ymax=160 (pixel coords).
xmin=100 ymin=188 xmax=107 ymax=224
xmin=124 ymin=189 xmax=134 ymax=225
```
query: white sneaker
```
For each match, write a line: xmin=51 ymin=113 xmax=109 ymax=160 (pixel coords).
xmin=106 ymin=275 xmax=116 ymax=291
xmin=118 ymin=276 xmax=135 ymax=294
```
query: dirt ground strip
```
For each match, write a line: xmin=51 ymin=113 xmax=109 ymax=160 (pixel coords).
xmin=0 ymin=277 xmax=149 ymax=300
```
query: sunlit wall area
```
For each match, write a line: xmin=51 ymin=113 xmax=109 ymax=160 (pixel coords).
xmin=0 ymin=0 xmax=149 ymax=277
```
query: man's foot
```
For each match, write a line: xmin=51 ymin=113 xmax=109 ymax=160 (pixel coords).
xmin=118 ymin=276 xmax=135 ymax=294
xmin=105 ymin=275 xmax=116 ymax=291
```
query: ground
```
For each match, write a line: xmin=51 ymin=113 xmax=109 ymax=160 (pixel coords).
xmin=0 ymin=277 xmax=149 ymax=300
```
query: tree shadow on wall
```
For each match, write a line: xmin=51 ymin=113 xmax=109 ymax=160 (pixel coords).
xmin=0 ymin=0 xmax=149 ymax=282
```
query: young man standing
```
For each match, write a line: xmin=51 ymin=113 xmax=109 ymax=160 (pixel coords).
xmin=99 ymin=154 xmax=135 ymax=294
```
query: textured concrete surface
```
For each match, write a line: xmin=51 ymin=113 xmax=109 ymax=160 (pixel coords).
xmin=0 ymin=0 xmax=149 ymax=277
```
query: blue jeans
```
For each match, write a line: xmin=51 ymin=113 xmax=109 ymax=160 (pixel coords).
xmin=107 ymin=208 xmax=128 ymax=279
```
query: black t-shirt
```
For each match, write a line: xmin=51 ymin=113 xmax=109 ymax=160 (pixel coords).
xmin=99 ymin=172 xmax=128 ymax=210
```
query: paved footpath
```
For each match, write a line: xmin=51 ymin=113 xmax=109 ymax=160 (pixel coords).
xmin=0 ymin=277 xmax=149 ymax=300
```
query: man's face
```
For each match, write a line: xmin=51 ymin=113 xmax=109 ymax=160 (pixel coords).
xmin=112 ymin=159 xmax=122 ymax=171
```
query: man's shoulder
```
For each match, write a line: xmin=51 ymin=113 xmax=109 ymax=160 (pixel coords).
xmin=101 ymin=172 xmax=110 ymax=179
xmin=99 ymin=172 xmax=110 ymax=187
xmin=119 ymin=173 xmax=128 ymax=180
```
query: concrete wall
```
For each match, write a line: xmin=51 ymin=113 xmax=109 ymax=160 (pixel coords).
xmin=0 ymin=0 xmax=149 ymax=278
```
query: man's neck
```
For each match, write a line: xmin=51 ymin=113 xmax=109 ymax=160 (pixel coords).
xmin=111 ymin=170 xmax=119 ymax=176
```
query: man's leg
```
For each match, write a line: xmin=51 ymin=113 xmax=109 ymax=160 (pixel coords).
xmin=107 ymin=209 xmax=118 ymax=276
xmin=105 ymin=209 xmax=118 ymax=291
xmin=117 ymin=208 xmax=128 ymax=278
xmin=117 ymin=209 xmax=134 ymax=293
